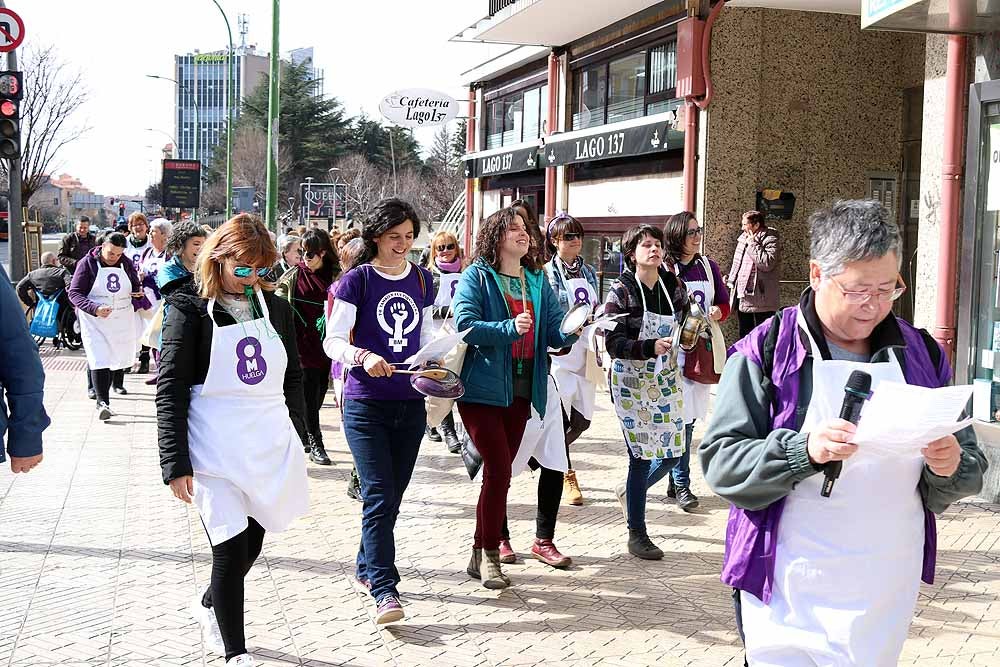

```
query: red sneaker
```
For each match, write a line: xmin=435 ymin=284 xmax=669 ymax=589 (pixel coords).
xmin=531 ymin=539 xmax=571 ymax=568
xmin=498 ymin=539 xmax=516 ymax=564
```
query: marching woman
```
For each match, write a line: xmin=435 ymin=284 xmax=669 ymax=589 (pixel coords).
xmin=452 ymin=206 xmax=577 ymax=589
xmin=604 ymin=224 xmax=689 ymax=560
xmin=125 ymin=212 xmax=154 ymax=378
xmin=322 ymin=198 xmax=436 ymax=624
xmin=69 ymin=232 xmax=148 ymax=421
xmin=662 ymin=211 xmax=730 ymax=511
xmin=543 ymin=212 xmax=599 ymax=507
xmin=157 ymin=214 xmax=308 ymax=667
xmin=138 ymin=218 xmax=173 ymax=385
xmin=276 ymin=228 xmax=340 ymax=466
xmin=426 ymin=229 xmax=465 ymax=452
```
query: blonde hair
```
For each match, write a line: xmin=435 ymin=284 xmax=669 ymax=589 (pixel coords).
xmin=196 ymin=214 xmax=278 ymax=299
xmin=128 ymin=212 xmax=148 ymax=228
xmin=430 ymin=231 xmax=463 ymax=265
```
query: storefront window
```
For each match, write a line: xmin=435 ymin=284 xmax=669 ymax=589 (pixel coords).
xmin=572 ymin=38 xmax=678 ymax=131
xmin=970 ymin=112 xmax=1000 ymax=385
xmin=485 ymin=83 xmax=547 ymax=149
xmin=608 ymin=51 xmax=646 ymax=124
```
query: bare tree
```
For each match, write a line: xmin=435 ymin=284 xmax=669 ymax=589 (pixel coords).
xmin=332 ymin=153 xmax=393 ymax=220
xmin=202 ymin=125 xmax=292 ymax=213
xmin=2 ymin=46 xmax=90 ymax=202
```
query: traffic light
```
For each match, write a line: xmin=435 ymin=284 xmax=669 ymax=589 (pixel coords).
xmin=0 ymin=99 xmax=18 ymax=159
xmin=0 ymin=71 xmax=22 ymax=160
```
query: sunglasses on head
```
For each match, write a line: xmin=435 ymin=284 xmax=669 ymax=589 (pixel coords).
xmin=558 ymin=232 xmax=583 ymax=241
xmin=232 ymin=266 xmax=270 ymax=278
xmin=436 ymin=243 xmax=457 ymax=252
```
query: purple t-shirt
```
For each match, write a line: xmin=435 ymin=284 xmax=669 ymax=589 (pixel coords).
xmin=336 ymin=264 xmax=435 ymax=401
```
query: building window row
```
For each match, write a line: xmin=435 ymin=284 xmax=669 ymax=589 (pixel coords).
xmin=485 ymin=83 xmax=549 ymax=150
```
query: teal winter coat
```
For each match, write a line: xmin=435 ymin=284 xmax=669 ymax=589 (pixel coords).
xmin=452 ymin=258 xmax=577 ymax=418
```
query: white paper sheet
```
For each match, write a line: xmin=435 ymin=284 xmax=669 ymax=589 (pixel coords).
xmin=404 ymin=328 xmax=470 ymax=368
xmin=851 ymin=381 xmax=974 ymax=458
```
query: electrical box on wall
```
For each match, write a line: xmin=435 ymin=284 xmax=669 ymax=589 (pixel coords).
xmin=866 ymin=172 xmax=900 ymax=221
xmin=676 ymin=18 xmax=705 ymax=99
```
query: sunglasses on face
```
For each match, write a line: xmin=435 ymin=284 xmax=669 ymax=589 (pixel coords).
xmin=304 ymin=251 xmax=322 ymax=260
xmin=686 ymin=226 xmax=704 ymax=238
xmin=232 ymin=266 xmax=270 ymax=278
xmin=558 ymin=233 xmax=583 ymax=241
xmin=436 ymin=243 xmax=456 ymax=252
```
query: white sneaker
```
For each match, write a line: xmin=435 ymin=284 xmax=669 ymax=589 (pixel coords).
xmin=227 ymin=654 xmax=256 ymax=666
xmin=615 ymin=481 xmax=628 ymax=524
xmin=97 ymin=402 xmax=112 ymax=421
xmin=189 ymin=595 xmax=226 ymax=656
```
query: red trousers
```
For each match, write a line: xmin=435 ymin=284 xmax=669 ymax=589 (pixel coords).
xmin=458 ymin=397 xmax=531 ymax=550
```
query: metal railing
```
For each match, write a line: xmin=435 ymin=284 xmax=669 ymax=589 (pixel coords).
xmin=489 ymin=0 xmax=518 ymax=17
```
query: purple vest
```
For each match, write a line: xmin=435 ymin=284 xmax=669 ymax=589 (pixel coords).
xmin=724 ymin=307 xmax=949 ymax=603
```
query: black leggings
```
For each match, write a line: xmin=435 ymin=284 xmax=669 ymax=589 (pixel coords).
xmin=500 ymin=407 xmax=591 ymax=542
xmin=200 ymin=518 xmax=266 ymax=661
xmin=302 ymin=367 xmax=330 ymax=436
xmin=91 ymin=369 xmax=112 ymax=404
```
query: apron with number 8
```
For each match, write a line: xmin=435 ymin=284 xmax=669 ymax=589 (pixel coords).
xmin=187 ymin=290 xmax=309 ymax=546
xmin=551 ymin=258 xmax=600 ymax=419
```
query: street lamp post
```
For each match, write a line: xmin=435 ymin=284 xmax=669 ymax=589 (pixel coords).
xmin=304 ymin=176 xmax=313 ymax=226
xmin=210 ymin=0 xmax=235 ymax=220
xmin=146 ymin=73 xmax=200 ymax=221
xmin=265 ymin=0 xmax=281 ymax=232
xmin=144 ymin=129 xmax=178 ymax=157
xmin=327 ymin=167 xmax=342 ymax=231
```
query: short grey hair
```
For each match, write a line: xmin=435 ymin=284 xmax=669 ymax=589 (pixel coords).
xmin=149 ymin=217 xmax=173 ymax=237
xmin=276 ymin=234 xmax=301 ymax=254
xmin=809 ymin=199 xmax=902 ymax=277
xmin=41 ymin=251 xmax=57 ymax=266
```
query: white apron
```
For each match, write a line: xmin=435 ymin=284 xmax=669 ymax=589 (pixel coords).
xmin=136 ymin=247 xmax=167 ymax=344
xmin=609 ymin=275 xmax=685 ymax=460
xmin=432 ymin=271 xmax=461 ymax=336
xmin=124 ymin=238 xmax=151 ymax=272
xmin=551 ymin=258 xmax=600 ymax=420
xmin=679 ymin=256 xmax=715 ymax=422
xmin=741 ymin=308 xmax=925 ymax=667
xmin=188 ymin=291 xmax=309 ymax=546
xmin=78 ymin=265 xmax=138 ymax=371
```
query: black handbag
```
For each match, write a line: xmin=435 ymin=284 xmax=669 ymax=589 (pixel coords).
xmin=461 ymin=434 xmax=483 ymax=480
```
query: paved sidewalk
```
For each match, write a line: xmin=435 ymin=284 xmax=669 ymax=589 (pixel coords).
xmin=1 ymin=347 xmax=999 ymax=666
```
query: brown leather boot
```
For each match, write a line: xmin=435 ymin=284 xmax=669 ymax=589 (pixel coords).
xmin=563 ymin=469 xmax=584 ymax=506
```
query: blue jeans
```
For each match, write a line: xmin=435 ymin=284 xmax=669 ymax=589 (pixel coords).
xmin=342 ymin=398 xmax=425 ymax=602
xmin=670 ymin=421 xmax=697 ymax=487
xmin=626 ymin=453 xmax=679 ymax=534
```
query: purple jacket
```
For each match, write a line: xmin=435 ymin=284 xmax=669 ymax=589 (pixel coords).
xmin=716 ymin=304 xmax=977 ymax=604
xmin=68 ymin=248 xmax=150 ymax=316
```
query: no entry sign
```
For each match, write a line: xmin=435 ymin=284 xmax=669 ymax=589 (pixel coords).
xmin=0 ymin=9 xmax=25 ymax=53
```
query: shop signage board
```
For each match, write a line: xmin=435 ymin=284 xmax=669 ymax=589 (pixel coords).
xmin=300 ymin=182 xmax=347 ymax=218
xmin=540 ymin=115 xmax=682 ymax=169
xmin=465 ymin=145 xmax=542 ymax=179
xmin=860 ymin=0 xmax=923 ymax=30
xmin=379 ymin=88 xmax=459 ymax=129
xmin=161 ymin=159 xmax=201 ymax=208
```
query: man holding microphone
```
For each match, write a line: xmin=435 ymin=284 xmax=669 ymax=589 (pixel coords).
xmin=701 ymin=200 xmax=987 ymax=666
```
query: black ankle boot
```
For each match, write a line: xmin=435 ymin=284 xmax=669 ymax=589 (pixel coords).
xmin=426 ymin=425 xmax=442 ymax=442
xmin=309 ymin=432 xmax=332 ymax=466
xmin=628 ymin=529 xmax=663 ymax=560
xmin=440 ymin=414 xmax=460 ymax=454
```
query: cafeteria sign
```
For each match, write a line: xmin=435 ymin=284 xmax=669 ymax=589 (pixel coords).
xmin=379 ymin=88 xmax=459 ymax=129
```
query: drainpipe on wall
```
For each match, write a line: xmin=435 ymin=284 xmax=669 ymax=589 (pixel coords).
xmin=464 ymin=86 xmax=477 ymax=258
xmin=933 ymin=35 xmax=969 ymax=363
xmin=544 ymin=51 xmax=560 ymax=224
xmin=682 ymin=0 xmax=725 ymax=213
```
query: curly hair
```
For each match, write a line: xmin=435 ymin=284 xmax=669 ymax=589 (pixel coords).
xmin=165 ymin=221 xmax=207 ymax=256
xmin=510 ymin=199 xmax=546 ymax=269
xmin=474 ymin=206 xmax=543 ymax=272
xmin=359 ymin=198 xmax=421 ymax=265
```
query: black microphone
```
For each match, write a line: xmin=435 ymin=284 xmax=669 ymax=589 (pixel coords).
xmin=820 ymin=370 xmax=871 ymax=498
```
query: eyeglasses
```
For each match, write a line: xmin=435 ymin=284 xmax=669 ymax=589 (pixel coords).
xmin=304 ymin=251 xmax=321 ymax=260
xmin=232 ymin=266 xmax=270 ymax=278
xmin=436 ymin=243 xmax=456 ymax=252
xmin=558 ymin=233 xmax=583 ymax=241
xmin=829 ymin=274 xmax=907 ymax=304
xmin=686 ymin=226 xmax=704 ymax=238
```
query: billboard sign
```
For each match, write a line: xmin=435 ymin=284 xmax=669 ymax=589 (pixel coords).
xmin=300 ymin=182 xmax=346 ymax=219
xmin=161 ymin=159 xmax=201 ymax=209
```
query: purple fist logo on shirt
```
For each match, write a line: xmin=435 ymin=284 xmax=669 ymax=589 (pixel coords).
xmin=376 ymin=291 xmax=420 ymax=353
xmin=106 ymin=274 xmax=121 ymax=293
xmin=236 ymin=337 xmax=267 ymax=385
